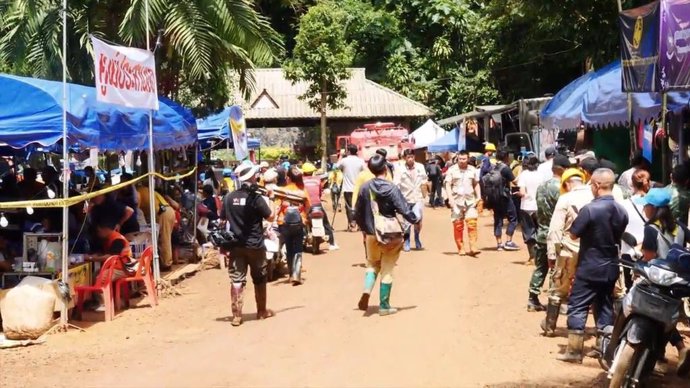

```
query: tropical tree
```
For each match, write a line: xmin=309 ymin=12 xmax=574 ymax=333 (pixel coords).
xmin=284 ymin=0 xmax=353 ymax=167
xmin=0 ymin=0 xmax=284 ymax=115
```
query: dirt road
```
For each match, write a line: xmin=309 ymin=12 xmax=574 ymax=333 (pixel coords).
xmin=2 ymin=207 xmax=688 ymax=387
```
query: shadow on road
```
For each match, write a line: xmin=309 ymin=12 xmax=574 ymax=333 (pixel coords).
xmin=361 ymin=305 xmax=417 ymax=317
xmin=486 ymin=369 xmax=688 ymax=387
xmin=214 ymin=305 xmax=305 ymax=323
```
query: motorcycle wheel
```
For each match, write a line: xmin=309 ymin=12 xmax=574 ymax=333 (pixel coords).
xmin=682 ymin=298 xmax=690 ymax=326
xmin=609 ymin=343 xmax=637 ymax=388
xmin=266 ymin=257 xmax=276 ymax=282
xmin=311 ymin=238 xmax=321 ymax=255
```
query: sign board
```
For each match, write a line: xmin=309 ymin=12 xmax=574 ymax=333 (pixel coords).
xmin=659 ymin=0 xmax=690 ymax=90
xmin=91 ymin=36 xmax=159 ymax=110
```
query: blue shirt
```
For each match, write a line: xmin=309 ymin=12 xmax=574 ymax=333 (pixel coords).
xmin=570 ymin=195 xmax=628 ymax=282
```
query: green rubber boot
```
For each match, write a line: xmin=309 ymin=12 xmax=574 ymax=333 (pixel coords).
xmin=379 ymin=283 xmax=398 ymax=316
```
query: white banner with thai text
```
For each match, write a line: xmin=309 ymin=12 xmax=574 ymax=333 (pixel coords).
xmin=91 ymin=36 xmax=159 ymax=110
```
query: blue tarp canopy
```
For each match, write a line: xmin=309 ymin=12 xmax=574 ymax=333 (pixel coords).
xmin=197 ymin=107 xmax=260 ymax=149
xmin=0 ymin=74 xmax=197 ymax=151
xmin=541 ymin=61 xmax=690 ymax=130
xmin=427 ymin=128 xmax=459 ymax=153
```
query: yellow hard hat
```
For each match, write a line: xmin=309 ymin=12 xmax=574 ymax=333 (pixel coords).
xmin=560 ymin=168 xmax=586 ymax=193
xmin=301 ymin=162 xmax=317 ymax=174
xmin=484 ymin=142 xmax=497 ymax=152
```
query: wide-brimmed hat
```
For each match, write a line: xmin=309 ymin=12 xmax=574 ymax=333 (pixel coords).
xmin=234 ymin=164 xmax=258 ymax=182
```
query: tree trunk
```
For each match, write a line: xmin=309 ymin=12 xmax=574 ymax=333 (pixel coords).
xmin=320 ymin=79 xmax=328 ymax=171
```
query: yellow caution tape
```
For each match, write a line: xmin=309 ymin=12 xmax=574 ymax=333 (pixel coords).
xmin=0 ymin=167 xmax=197 ymax=209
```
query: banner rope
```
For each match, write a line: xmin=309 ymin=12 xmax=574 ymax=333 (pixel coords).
xmin=0 ymin=167 xmax=197 ymax=209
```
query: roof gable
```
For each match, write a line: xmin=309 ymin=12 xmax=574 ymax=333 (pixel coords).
xmin=240 ymin=68 xmax=433 ymax=120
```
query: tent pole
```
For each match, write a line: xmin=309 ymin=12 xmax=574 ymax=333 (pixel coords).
xmin=662 ymin=93 xmax=669 ymax=184
xmin=145 ymin=0 xmax=161 ymax=282
xmin=59 ymin=0 xmax=70 ymax=329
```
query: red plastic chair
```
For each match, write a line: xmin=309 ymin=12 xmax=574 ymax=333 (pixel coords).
xmin=74 ymin=255 xmax=120 ymax=322
xmin=115 ymin=247 xmax=158 ymax=310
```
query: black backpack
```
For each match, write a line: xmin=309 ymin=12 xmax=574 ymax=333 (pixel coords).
xmin=480 ymin=163 xmax=507 ymax=209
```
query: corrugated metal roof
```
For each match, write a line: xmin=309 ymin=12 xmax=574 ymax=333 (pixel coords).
xmin=437 ymin=103 xmax=518 ymax=126
xmin=242 ymin=68 xmax=433 ymax=120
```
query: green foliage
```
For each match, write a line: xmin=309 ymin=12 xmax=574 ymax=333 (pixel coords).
xmin=0 ymin=0 xmax=284 ymax=115
xmin=284 ymin=0 xmax=354 ymax=113
xmin=256 ymin=146 xmax=298 ymax=161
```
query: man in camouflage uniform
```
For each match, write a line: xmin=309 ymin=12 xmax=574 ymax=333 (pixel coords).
xmin=527 ymin=155 xmax=570 ymax=312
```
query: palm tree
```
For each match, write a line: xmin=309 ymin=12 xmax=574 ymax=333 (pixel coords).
xmin=0 ymin=0 xmax=284 ymax=114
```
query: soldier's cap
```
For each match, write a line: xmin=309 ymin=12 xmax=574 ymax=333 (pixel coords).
xmin=634 ymin=188 xmax=672 ymax=208
xmin=552 ymin=154 xmax=571 ymax=169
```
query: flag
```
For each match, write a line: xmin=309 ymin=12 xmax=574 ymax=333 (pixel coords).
xmin=643 ymin=121 xmax=654 ymax=162
xmin=91 ymin=36 xmax=159 ymax=110
xmin=229 ymin=105 xmax=248 ymax=160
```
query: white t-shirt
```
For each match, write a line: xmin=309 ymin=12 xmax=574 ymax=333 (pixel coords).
xmin=537 ymin=159 xmax=553 ymax=183
xmin=517 ymin=170 xmax=542 ymax=212
xmin=336 ymin=155 xmax=365 ymax=193
xmin=621 ymin=194 xmax=647 ymax=255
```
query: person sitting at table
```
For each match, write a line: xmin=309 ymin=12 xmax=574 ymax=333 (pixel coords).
xmin=84 ymin=166 xmax=98 ymax=193
xmin=85 ymin=221 xmax=138 ymax=311
xmin=200 ymin=184 xmax=219 ymax=221
xmin=89 ymin=191 xmax=139 ymax=236
xmin=0 ymin=173 xmax=20 ymax=200
xmin=17 ymin=167 xmax=45 ymax=199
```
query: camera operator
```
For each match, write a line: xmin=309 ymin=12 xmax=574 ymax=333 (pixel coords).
xmin=221 ymin=164 xmax=275 ymax=327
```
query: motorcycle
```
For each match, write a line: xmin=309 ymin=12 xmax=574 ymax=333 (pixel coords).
xmin=600 ymin=253 xmax=690 ymax=387
xmin=305 ymin=205 xmax=328 ymax=255
xmin=263 ymin=223 xmax=283 ymax=281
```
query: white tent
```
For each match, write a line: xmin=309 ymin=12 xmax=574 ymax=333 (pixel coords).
xmin=410 ymin=119 xmax=445 ymax=149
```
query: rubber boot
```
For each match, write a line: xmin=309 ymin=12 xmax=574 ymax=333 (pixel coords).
xmin=254 ymin=283 xmax=274 ymax=320
xmin=466 ymin=218 xmax=480 ymax=256
xmin=527 ymin=293 xmax=545 ymax=312
xmin=358 ymin=271 xmax=377 ymax=311
xmin=230 ymin=283 xmax=245 ymax=327
xmin=541 ymin=296 xmax=561 ymax=337
xmin=414 ymin=229 xmax=423 ymax=250
xmin=557 ymin=330 xmax=585 ymax=363
xmin=453 ymin=220 xmax=465 ymax=255
xmin=379 ymin=282 xmax=398 ymax=316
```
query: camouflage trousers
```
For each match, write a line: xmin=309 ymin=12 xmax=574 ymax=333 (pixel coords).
xmin=529 ymin=242 xmax=549 ymax=296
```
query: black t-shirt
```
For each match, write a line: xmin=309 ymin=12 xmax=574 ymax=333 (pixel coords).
xmin=91 ymin=196 xmax=139 ymax=234
xmin=223 ymin=187 xmax=272 ymax=249
xmin=570 ymin=196 xmax=628 ymax=282
xmin=202 ymin=196 xmax=218 ymax=221
xmin=499 ymin=163 xmax=515 ymax=191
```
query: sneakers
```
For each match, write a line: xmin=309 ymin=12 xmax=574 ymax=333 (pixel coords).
xmin=403 ymin=240 xmax=411 ymax=252
xmin=503 ymin=241 xmax=520 ymax=251
xmin=497 ymin=243 xmax=504 ymax=251
xmin=329 ymin=244 xmax=340 ymax=251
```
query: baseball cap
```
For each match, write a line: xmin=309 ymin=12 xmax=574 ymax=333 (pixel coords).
xmin=544 ymin=146 xmax=556 ymax=157
xmin=634 ymin=188 xmax=672 ymax=208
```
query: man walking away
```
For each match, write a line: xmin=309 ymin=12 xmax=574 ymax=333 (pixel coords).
xmin=558 ymin=168 xmax=628 ymax=363
xmin=395 ymin=149 xmax=427 ymax=251
xmin=222 ymin=164 xmax=276 ymax=327
xmin=426 ymin=159 xmax=442 ymax=208
xmin=337 ymin=144 xmax=365 ymax=232
xmin=517 ymin=155 xmax=542 ymax=264
xmin=354 ymin=154 xmax=420 ymax=316
xmin=537 ymin=146 xmax=557 ymax=183
xmin=527 ymin=155 xmax=569 ymax=312
xmin=482 ymin=150 xmax=519 ymax=251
